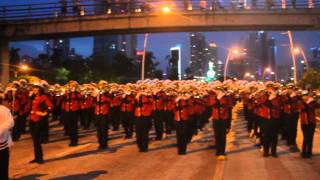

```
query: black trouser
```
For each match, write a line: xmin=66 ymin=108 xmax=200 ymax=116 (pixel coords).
xmin=254 ymin=115 xmax=263 ymax=146
xmin=96 ymin=115 xmax=110 ymax=148
xmin=261 ymin=118 xmax=279 ymax=156
xmin=301 ymin=124 xmax=316 ymax=157
xmin=153 ymin=110 xmax=165 ymax=140
xmin=82 ymin=108 xmax=93 ymax=129
xmin=164 ymin=111 xmax=174 ymax=134
xmin=285 ymin=113 xmax=299 ymax=146
xmin=121 ymin=111 xmax=134 ymax=138
xmin=66 ymin=111 xmax=79 ymax=145
xmin=52 ymin=106 xmax=61 ymax=121
xmin=247 ymin=111 xmax=254 ymax=133
xmin=61 ymin=110 xmax=69 ymax=136
xmin=30 ymin=121 xmax=43 ymax=161
xmin=40 ymin=116 xmax=49 ymax=142
xmin=136 ymin=116 xmax=152 ymax=152
xmin=0 ymin=147 xmax=9 ymax=180
xmin=111 ymin=107 xmax=121 ymax=131
xmin=17 ymin=113 xmax=28 ymax=133
xmin=175 ymin=121 xmax=188 ymax=154
xmin=213 ymin=120 xmax=228 ymax=156
xmin=187 ymin=115 xmax=197 ymax=142
xmin=12 ymin=116 xmax=20 ymax=141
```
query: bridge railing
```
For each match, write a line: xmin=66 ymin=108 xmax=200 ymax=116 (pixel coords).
xmin=1 ymin=0 xmax=320 ymax=21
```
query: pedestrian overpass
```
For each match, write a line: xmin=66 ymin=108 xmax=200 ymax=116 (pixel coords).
xmin=1 ymin=0 xmax=320 ymax=84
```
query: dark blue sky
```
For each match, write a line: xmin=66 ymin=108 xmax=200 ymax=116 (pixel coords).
xmin=3 ymin=0 xmax=320 ymax=71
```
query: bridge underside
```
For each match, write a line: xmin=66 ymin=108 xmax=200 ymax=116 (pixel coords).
xmin=1 ymin=10 xmax=320 ymax=40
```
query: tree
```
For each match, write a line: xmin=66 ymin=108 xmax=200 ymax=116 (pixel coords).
xmin=55 ymin=67 xmax=70 ymax=84
xmin=300 ymin=68 xmax=320 ymax=89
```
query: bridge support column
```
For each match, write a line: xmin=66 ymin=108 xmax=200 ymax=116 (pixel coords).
xmin=0 ymin=39 xmax=10 ymax=86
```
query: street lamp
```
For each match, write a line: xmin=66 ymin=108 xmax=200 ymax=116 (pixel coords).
xmin=20 ymin=64 xmax=29 ymax=71
xmin=14 ymin=64 xmax=30 ymax=78
xmin=293 ymin=47 xmax=309 ymax=69
xmin=223 ymin=48 xmax=240 ymax=81
xmin=162 ymin=6 xmax=171 ymax=13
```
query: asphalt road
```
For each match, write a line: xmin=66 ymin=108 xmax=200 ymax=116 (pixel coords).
xmin=9 ymin=103 xmax=320 ymax=180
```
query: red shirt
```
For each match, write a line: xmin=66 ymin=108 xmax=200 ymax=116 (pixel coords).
xmin=28 ymin=95 xmax=54 ymax=122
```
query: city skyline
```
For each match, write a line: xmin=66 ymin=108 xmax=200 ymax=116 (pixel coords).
xmin=10 ymin=31 xmax=320 ymax=71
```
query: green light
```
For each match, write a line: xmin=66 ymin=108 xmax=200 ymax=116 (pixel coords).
xmin=206 ymin=61 xmax=216 ymax=82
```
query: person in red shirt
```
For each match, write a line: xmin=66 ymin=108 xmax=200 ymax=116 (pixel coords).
xmin=110 ymin=89 xmax=122 ymax=131
xmin=120 ymin=90 xmax=135 ymax=139
xmin=26 ymin=82 xmax=53 ymax=164
xmin=174 ymin=95 xmax=189 ymax=155
xmin=209 ymin=91 xmax=232 ymax=160
xmin=93 ymin=82 xmax=112 ymax=150
xmin=262 ymin=91 xmax=282 ymax=157
xmin=62 ymin=81 xmax=82 ymax=146
xmin=153 ymin=90 xmax=166 ymax=140
xmin=80 ymin=85 xmax=95 ymax=129
xmin=134 ymin=90 xmax=153 ymax=152
xmin=296 ymin=91 xmax=320 ymax=158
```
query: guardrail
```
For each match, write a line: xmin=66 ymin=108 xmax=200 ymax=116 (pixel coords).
xmin=0 ymin=0 xmax=320 ymax=21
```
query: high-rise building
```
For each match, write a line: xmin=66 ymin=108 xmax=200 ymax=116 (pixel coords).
xmin=93 ymin=34 xmax=137 ymax=61
xmin=169 ymin=45 xmax=182 ymax=80
xmin=93 ymin=0 xmax=138 ymax=61
xmin=189 ymin=32 xmax=208 ymax=78
xmin=308 ymin=47 xmax=320 ymax=70
xmin=45 ymin=38 xmax=70 ymax=58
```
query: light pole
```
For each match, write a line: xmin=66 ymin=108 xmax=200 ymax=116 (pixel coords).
xmin=287 ymin=31 xmax=298 ymax=84
xmin=223 ymin=49 xmax=239 ymax=81
xmin=141 ymin=33 xmax=149 ymax=81
xmin=141 ymin=5 xmax=172 ymax=80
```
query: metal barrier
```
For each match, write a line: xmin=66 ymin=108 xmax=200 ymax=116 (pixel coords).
xmin=1 ymin=0 xmax=320 ymax=21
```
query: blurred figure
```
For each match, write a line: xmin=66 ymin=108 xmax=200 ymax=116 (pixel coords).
xmin=72 ymin=0 xmax=79 ymax=15
xmin=60 ymin=0 xmax=67 ymax=16
xmin=200 ymin=0 xmax=207 ymax=10
xmin=184 ymin=0 xmax=192 ymax=11
xmin=0 ymin=98 xmax=14 ymax=180
xmin=291 ymin=0 xmax=296 ymax=9
xmin=251 ymin=0 xmax=257 ymax=8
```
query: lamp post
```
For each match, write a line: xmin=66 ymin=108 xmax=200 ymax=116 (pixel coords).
xmin=287 ymin=31 xmax=298 ymax=84
xmin=141 ymin=33 xmax=149 ymax=80
xmin=223 ymin=48 xmax=239 ymax=81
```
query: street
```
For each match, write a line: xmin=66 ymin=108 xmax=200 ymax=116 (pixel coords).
xmin=10 ymin=103 xmax=320 ymax=180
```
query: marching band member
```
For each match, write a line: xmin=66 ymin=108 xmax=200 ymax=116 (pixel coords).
xmin=25 ymin=81 xmax=53 ymax=164
xmin=296 ymin=90 xmax=320 ymax=158
xmin=93 ymin=81 xmax=112 ymax=150
xmin=134 ymin=86 xmax=153 ymax=152
xmin=174 ymin=93 xmax=189 ymax=155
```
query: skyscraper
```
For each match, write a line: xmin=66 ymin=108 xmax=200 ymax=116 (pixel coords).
xmin=93 ymin=0 xmax=137 ymax=61
xmin=189 ymin=32 xmax=208 ymax=78
xmin=45 ymin=38 xmax=70 ymax=58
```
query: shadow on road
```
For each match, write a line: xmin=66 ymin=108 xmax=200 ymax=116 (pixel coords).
xmin=227 ymin=145 xmax=259 ymax=155
xmin=17 ymin=173 xmax=47 ymax=180
xmin=48 ymin=170 xmax=108 ymax=180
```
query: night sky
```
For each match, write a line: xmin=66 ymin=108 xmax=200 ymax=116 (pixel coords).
xmin=2 ymin=0 xmax=320 ymax=72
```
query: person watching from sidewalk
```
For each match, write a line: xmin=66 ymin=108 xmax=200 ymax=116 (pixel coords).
xmin=0 ymin=95 xmax=14 ymax=180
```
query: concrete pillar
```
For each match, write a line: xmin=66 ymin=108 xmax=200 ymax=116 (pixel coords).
xmin=0 ymin=39 xmax=10 ymax=86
